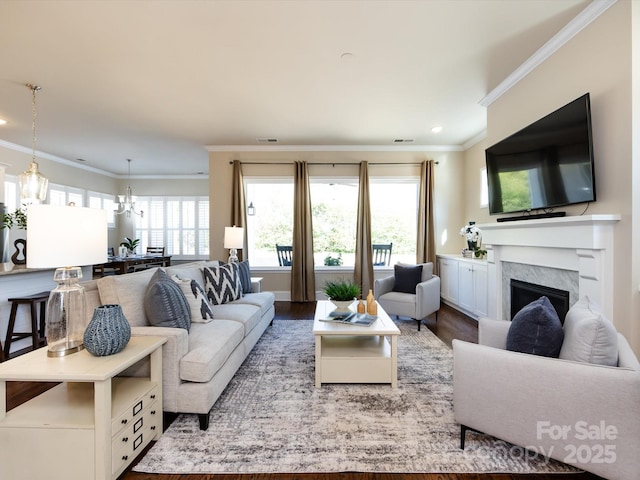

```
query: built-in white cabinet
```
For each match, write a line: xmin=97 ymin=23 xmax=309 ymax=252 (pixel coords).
xmin=437 ymin=255 xmax=488 ymax=319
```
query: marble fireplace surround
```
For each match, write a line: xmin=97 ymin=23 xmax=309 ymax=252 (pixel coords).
xmin=480 ymin=215 xmax=620 ymax=322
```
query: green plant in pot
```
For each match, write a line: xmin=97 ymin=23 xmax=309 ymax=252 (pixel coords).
xmin=323 ymin=279 xmax=360 ymax=312
xmin=120 ymin=237 xmax=140 ymax=255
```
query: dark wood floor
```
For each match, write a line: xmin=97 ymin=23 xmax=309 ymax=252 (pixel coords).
xmin=5 ymin=302 xmax=600 ymax=480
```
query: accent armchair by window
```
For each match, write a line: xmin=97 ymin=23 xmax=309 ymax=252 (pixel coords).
xmin=373 ymin=262 xmax=440 ymax=330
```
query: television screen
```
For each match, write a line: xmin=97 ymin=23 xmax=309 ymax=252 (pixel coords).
xmin=485 ymin=93 xmax=596 ymax=216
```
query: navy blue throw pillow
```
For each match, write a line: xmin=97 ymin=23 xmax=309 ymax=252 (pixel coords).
xmin=506 ymin=296 xmax=564 ymax=358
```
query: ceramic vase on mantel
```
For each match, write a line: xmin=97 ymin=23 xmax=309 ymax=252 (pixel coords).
xmin=83 ymin=304 xmax=131 ymax=356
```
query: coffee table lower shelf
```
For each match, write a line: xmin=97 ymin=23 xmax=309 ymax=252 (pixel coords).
xmin=315 ymin=334 xmax=397 ymax=387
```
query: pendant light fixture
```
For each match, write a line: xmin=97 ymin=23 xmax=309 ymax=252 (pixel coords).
xmin=114 ymin=158 xmax=144 ymax=218
xmin=18 ymin=84 xmax=49 ymax=204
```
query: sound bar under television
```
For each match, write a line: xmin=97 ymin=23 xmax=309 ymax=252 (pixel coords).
xmin=497 ymin=211 xmax=566 ymax=223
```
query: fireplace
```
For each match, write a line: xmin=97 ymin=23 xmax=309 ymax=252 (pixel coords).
xmin=510 ymin=279 xmax=570 ymax=323
xmin=479 ymin=215 xmax=619 ymax=322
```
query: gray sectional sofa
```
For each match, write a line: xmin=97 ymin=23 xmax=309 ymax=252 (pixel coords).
xmin=81 ymin=261 xmax=274 ymax=430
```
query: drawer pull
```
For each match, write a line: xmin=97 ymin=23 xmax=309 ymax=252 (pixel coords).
xmin=133 ymin=400 xmax=143 ymax=416
xmin=133 ymin=433 xmax=143 ymax=451
xmin=151 ymin=426 xmax=156 ymax=431
xmin=122 ymin=455 xmax=128 ymax=461
xmin=121 ymin=419 xmax=128 ymax=425
xmin=150 ymin=410 xmax=156 ymax=415
xmin=122 ymin=436 xmax=129 ymax=443
xmin=150 ymin=394 xmax=156 ymax=399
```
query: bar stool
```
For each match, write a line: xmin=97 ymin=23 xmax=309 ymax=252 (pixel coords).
xmin=3 ymin=291 xmax=50 ymax=359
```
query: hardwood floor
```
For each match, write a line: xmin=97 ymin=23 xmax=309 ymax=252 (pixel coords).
xmin=5 ymin=302 xmax=600 ymax=480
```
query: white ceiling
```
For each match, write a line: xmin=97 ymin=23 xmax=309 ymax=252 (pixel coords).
xmin=0 ymin=0 xmax=590 ymax=177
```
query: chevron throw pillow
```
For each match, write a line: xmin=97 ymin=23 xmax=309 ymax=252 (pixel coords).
xmin=203 ymin=264 xmax=242 ymax=305
xmin=171 ymin=275 xmax=215 ymax=323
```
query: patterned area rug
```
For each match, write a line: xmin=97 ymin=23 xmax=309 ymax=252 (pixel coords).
xmin=134 ymin=319 xmax=578 ymax=474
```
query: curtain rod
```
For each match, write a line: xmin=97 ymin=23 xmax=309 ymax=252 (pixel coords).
xmin=229 ymin=161 xmax=438 ymax=166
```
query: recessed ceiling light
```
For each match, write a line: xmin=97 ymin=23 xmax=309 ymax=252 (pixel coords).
xmin=431 ymin=126 xmax=443 ymax=134
xmin=0 ymin=119 xmax=7 ymax=125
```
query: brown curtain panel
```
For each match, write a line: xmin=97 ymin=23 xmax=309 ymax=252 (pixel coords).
xmin=230 ymin=160 xmax=247 ymax=260
xmin=354 ymin=161 xmax=374 ymax=297
xmin=291 ymin=161 xmax=316 ymax=302
xmin=417 ymin=160 xmax=436 ymax=269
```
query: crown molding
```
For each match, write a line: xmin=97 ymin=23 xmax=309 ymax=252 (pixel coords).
xmin=206 ymin=144 xmax=466 ymax=152
xmin=479 ymin=0 xmax=618 ymax=107
xmin=462 ymin=130 xmax=487 ymax=150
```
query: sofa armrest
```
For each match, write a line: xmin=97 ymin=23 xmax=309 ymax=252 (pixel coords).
xmin=478 ymin=317 xmax=511 ymax=349
xmin=415 ymin=275 xmax=440 ymax=319
xmin=131 ymin=326 xmax=189 ymax=412
xmin=373 ymin=276 xmax=395 ymax=299
xmin=453 ymin=339 xmax=640 ymax=479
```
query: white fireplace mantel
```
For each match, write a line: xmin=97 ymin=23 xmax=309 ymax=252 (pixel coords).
xmin=480 ymin=214 xmax=620 ymax=321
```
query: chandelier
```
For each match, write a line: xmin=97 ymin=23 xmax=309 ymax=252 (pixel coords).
xmin=18 ymin=84 xmax=49 ymax=204
xmin=114 ymin=159 xmax=144 ymax=218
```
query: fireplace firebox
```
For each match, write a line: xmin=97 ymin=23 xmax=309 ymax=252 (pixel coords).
xmin=510 ymin=279 xmax=570 ymax=324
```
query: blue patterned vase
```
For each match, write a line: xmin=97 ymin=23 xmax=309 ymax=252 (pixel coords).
xmin=83 ymin=304 xmax=131 ymax=356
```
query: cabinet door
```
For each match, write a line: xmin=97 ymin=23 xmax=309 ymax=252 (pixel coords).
xmin=458 ymin=262 xmax=474 ymax=312
xmin=439 ymin=259 xmax=459 ymax=303
xmin=473 ymin=264 xmax=488 ymax=318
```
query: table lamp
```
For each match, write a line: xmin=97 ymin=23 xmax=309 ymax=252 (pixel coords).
xmin=224 ymin=226 xmax=244 ymax=263
xmin=27 ymin=204 xmax=107 ymax=357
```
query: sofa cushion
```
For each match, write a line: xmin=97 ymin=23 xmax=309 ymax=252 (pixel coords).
xmin=203 ymin=264 xmax=242 ymax=305
xmin=210 ymin=303 xmax=262 ymax=336
xmin=233 ymin=291 xmax=275 ymax=317
xmin=180 ymin=320 xmax=244 ymax=383
xmin=393 ymin=264 xmax=423 ymax=294
xmin=97 ymin=267 xmax=157 ymax=327
xmin=559 ymin=296 xmax=618 ymax=366
xmin=172 ymin=275 xmax=215 ymax=323
xmin=506 ymin=296 xmax=564 ymax=358
xmin=144 ymin=269 xmax=191 ymax=330
xmin=165 ymin=261 xmax=207 ymax=285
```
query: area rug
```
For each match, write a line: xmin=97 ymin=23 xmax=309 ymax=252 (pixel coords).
xmin=134 ymin=319 xmax=578 ymax=474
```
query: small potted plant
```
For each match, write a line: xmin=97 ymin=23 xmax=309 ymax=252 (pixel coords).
xmin=323 ymin=279 xmax=360 ymax=311
xmin=120 ymin=237 xmax=140 ymax=256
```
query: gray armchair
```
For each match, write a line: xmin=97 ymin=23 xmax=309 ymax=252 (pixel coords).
xmin=453 ymin=317 xmax=640 ymax=480
xmin=373 ymin=262 xmax=440 ymax=330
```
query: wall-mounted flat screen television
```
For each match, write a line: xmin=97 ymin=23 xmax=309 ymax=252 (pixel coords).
xmin=485 ymin=93 xmax=596 ymax=217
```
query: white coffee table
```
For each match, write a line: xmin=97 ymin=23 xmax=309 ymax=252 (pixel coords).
xmin=313 ymin=300 xmax=400 ymax=388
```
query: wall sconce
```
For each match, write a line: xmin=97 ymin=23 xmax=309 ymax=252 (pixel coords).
xmin=247 ymin=202 xmax=255 ymax=216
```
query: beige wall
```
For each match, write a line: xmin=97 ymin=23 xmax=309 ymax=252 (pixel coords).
xmin=464 ymin=1 xmax=639 ymax=352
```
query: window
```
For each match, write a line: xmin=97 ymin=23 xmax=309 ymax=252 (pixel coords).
xmin=49 ymin=183 xmax=85 ymax=207
xmin=245 ymin=179 xmax=294 ymax=266
xmin=88 ymin=191 xmax=116 ymax=228
xmin=134 ymin=196 xmax=209 ymax=259
xmin=370 ymin=179 xmax=419 ymax=264
xmin=245 ymin=176 xmax=419 ymax=267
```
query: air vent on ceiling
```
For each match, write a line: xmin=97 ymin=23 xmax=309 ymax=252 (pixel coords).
xmin=257 ymin=138 xmax=279 ymax=143
xmin=393 ymin=139 xmax=414 ymax=143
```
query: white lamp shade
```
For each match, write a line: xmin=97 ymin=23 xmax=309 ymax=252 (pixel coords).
xmin=27 ymin=205 xmax=108 ymax=268
xmin=224 ymin=226 xmax=244 ymax=249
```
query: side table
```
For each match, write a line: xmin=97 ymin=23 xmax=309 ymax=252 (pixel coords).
xmin=0 ymin=335 xmax=166 ymax=480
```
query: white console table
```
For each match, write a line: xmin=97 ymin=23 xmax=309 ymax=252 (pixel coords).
xmin=0 ymin=335 xmax=166 ymax=480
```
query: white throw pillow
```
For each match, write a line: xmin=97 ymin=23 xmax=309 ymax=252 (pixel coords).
xmin=171 ymin=275 xmax=214 ymax=323
xmin=559 ymin=296 xmax=618 ymax=366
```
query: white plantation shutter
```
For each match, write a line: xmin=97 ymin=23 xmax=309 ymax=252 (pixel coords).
xmin=135 ymin=196 xmax=209 ymax=259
